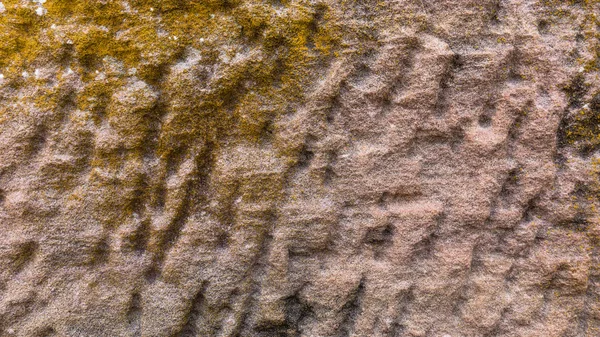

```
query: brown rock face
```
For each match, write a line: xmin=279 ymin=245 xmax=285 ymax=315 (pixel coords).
xmin=1 ymin=0 xmax=600 ymax=336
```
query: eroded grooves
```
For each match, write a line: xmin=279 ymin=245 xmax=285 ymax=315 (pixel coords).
xmin=0 ymin=0 xmax=599 ymax=336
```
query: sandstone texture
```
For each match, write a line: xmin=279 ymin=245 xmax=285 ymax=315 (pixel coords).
xmin=1 ymin=0 xmax=600 ymax=336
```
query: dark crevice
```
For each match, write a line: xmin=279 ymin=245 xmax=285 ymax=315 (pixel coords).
xmin=216 ymin=231 xmax=230 ymax=250
xmin=305 ymin=4 xmax=327 ymax=49
xmin=144 ymin=265 xmax=159 ymax=284
xmin=392 ymin=288 xmax=415 ymax=337
xmin=57 ymin=88 xmax=78 ymax=113
xmin=490 ymin=0 xmax=502 ymax=24
xmin=323 ymin=166 xmax=336 ymax=186
xmin=479 ymin=100 xmax=496 ymax=128
xmin=289 ymin=134 xmax=317 ymax=179
xmin=537 ymin=20 xmax=550 ymax=34
xmin=165 ymin=146 xmax=188 ymax=178
xmin=478 ymin=114 xmax=493 ymax=128
xmin=377 ymin=189 xmax=422 ymax=208
xmin=326 ymin=88 xmax=344 ymax=124
xmin=348 ymin=47 xmax=378 ymax=86
xmin=521 ymin=194 xmax=539 ymax=222
xmin=259 ymin=118 xmax=275 ymax=146
xmin=351 ymin=63 xmax=371 ymax=85
xmin=507 ymin=47 xmax=523 ymax=83
xmin=337 ymin=278 xmax=365 ymax=337
xmin=323 ymin=151 xmax=338 ymax=186
xmin=149 ymin=142 xmax=216 ymax=282
xmin=555 ymin=109 xmax=570 ymax=166
xmin=379 ymin=93 xmax=394 ymax=117
xmin=152 ymin=183 xmax=193 ymax=279
xmin=238 ymin=228 xmax=276 ymax=335
xmin=449 ymin=126 xmax=466 ymax=151
xmin=90 ymin=236 xmax=110 ymax=265
xmin=131 ymin=219 xmax=150 ymax=254
xmin=13 ymin=241 xmax=38 ymax=274
xmin=556 ymin=215 xmax=589 ymax=232
xmin=434 ymin=53 xmax=462 ymax=117
xmin=129 ymin=176 xmax=149 ymax=216
xmin=284 ymin=288 xmax=315 ymax=334
xmin=296 ymin=145 xmax=314 ymax=170
xmin=507 ymin=104 xmax=531 ymax=150
xmin=364 ymin=224 xmax=394 ymax=259
xmin=190 ymin=141 xmax=216 ymax=204
xmin=411 ymin=232 xmax=437 ymax=259
xmin=154 ymin=185 xmax=167 ymax=211
xmin=127 ymin=293 xmax=142 ymax=337
xmin=499 ymin=167 xmax=520 ymax=202
xmin=571 ymin=182 xmax=589 ymax=199
xmin=563 ymin=74 xmax=588 ymax=109
xmin=140 ymin=102 xmax=168 ymax=170
xmin=36 ymin=327 xmax=56 ymax=337
xmin=178 ymin=283 xmax=207 ymax=337
xmin=29 ymin=124 xmax=48 ymax=158
xmin=452 ymin=283 xmax=470 ymax=317
xmin=218 ymin=180 xmax=240 ymax=233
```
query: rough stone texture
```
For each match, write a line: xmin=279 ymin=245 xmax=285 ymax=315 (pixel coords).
xmin=1 ymin=0 xmax=600 ymax=336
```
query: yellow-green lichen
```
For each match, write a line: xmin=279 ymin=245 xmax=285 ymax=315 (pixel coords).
xmin=0 ymin=0 xmax=381 ymax=227
xmin=562 ymin=91 xmax=600 ymax=155
xmin=0 ymin=0 xmax=346 ymax=153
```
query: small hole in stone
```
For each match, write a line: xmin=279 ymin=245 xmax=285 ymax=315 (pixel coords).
xmin=297 ymin=147 xmax=314 ymax=169
xmin=479 ymin=114 xmax=492 ymax=127
xmin=537 ymin=20 xmax=549 ymax=34
xmin=145 ymin=266 xmax=159 ymax=283
xmin=216 ymin=232 xmax=229 ymax=249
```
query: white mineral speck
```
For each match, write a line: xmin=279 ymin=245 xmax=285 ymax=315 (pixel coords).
xmin=22 ymin=71 xmax=29 ymax=78
xmin=200 ymin=38 xmax=205 ymax=43
xmin=35 ymin=6 xmax=47 ymax=16
xmin=34 ymin=69 xmax=41 ymax=78
xmin=0 ymin=2 xmax=6 ymax=13
xmin=0 ymin=73 xmax=4 ymax=80
xmin=51 ymin=24 xmax=56 ymax=29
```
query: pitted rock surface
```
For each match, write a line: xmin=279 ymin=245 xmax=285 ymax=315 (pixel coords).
xmin=0 ymin=0 xmax=600 ymax=336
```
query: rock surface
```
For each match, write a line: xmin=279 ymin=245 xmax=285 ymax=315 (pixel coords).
xmin=1 ymin=0 xmax=600 ymax=336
